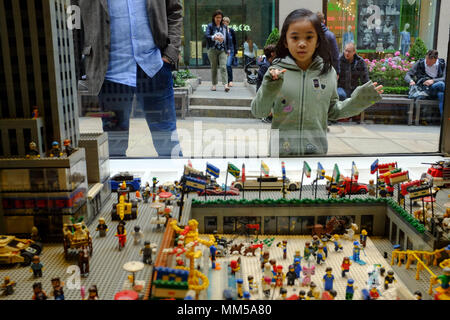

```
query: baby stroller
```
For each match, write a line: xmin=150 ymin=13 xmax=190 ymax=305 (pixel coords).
xmin=244 ymin=56 xmax=259 ymax=85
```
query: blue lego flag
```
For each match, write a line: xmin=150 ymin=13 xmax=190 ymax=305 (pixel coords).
xmin=206 ymin=162 xmax=220 ymax=178
xmin=317 ymin=162 xmax=325 ymax=179
xmin=281 ymin=161 xmax=286 ymax=180
xmin=184 ymin=176 xmax=206 ymax=192
xmin=370 ymin=159 xmax=379 ymax=174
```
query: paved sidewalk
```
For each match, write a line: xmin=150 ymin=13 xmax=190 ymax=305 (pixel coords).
xmin=79 ymin=117 xmax=440 ymax=157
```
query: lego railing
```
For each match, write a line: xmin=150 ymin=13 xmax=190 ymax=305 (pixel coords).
xmin=391 ymin=246 xmax=449 ymax=295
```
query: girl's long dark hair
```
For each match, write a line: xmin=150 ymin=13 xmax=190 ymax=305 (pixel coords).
xmin=211 ymin=9 xmax=224 ymax=26
xmin=274 ymin=9 xmax=332 ymax=75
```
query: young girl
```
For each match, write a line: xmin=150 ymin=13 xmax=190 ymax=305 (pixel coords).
xmin=251 ymin=9 xmax=383 ymax=156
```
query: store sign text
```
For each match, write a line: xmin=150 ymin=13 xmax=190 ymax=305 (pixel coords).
xmin=202 ymin=24 xmax=252 ymax=32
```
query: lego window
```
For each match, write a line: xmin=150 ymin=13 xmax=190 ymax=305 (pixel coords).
xmin=264 ymin=216 xmax=277 ymax=234
xmin=276 ymin=216 xmax=290 ymax=235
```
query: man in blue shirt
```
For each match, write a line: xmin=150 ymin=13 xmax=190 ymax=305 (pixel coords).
xmin=78 ymin=0 xmax=183 ymax=157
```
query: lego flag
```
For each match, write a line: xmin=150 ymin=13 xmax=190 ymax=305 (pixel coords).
xmin=281 ymin=161 xmax=286 ymax=180
xmin=332 ymin=163 xmax=340 ymax=182
xmin=242 ymin=163 xmax=246 ymax=183
xmin=317 ymin=162 xmax=325 ymax=179
xmin=351 ymin=161 xmax=359 ymax=180
xmin=227 ymin=163 xmax=240 ymax=178
xmin=261 ymin=161 xmax=270 ymax=176
xmin=187 ymin=159 xmax=193 ymax=167
xmin=303 ymin=161 xmax=311 ymax=178
xmin=370 ymin=159 xmax=379 ymax=174
xmin=206 ymin=163 xmax=220 ymax=178
xmin=184 ymin=176 xmax=206 ymax=192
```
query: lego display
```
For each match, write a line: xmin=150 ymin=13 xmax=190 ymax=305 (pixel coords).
xmin=62 ymin=222 xmax=93 ymax=258
xmin=0 ymin=236 xmax=42 ymax=266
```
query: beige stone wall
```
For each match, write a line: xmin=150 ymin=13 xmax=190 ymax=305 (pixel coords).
xmin=279 ymin=0 xmax=323 ymax=28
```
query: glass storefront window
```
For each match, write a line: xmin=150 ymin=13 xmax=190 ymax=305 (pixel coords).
xmin=181 ymin=0 xmax=276 ymax=67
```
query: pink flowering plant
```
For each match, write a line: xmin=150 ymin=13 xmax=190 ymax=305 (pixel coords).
xmin=365 ymin=53 xmax=415 ymax=88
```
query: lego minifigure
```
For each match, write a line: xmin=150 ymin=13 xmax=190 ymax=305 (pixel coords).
xmin=261 ymin=276 xmax=272 ymax=298
xmin=298 ymin=290 xmax=306 ymax=300
xmin=135 ymin=189 xmax=142 ymax=202
xmin=236 ymin=278 xmax=243 ymax=298
xmin=152 ymin=177 xmax=159 ymax=192
xmin=78 ymin=246 xmax=90 ymax=277
xmin=31 ymin=107 xmax=39 ymax=119
xmin=368 ymin=179 xmax=376 ymax=196
xmin=320 ymin=236 xmax=329 ymax=258
xmin=116 ymin=221 xmax=127 ymax=251
xmin=247 ymin=275 xmax=257 ymax=292
xmin=341 ymin=257 xmax=352 ymax=277
xmin=51 ymin=277 xmax=65 ymax=300
xmin=436 ymin=267 xmax=450 ymax=292
xmin=243 ymin=291 xmax=251 ymax=300
xmin=279 ymin=288 xmax=287 ymax=300
xmin=143 ymin=185 xmax=151 ymax=203
xmin=277 ymin=240 xmax=288 ymax=259
xmin=379 ymin=183 xmax=388 ymax=198
xmin=30 ymin=226 xmax=41 ymax=242
xmin=140 ymin=241 xmax=153 ymax=265
xmin=49 ymin=141 xmax=63 ymax=157
xmin=293 ymin=250 xmax=302 ymax=263
xmin=230 ymin=260 xmax=240 ymax=275
xmin=274 ymin=265 xmax=285 ymax=288
xmin=30 ymin=256 xmax=43 ymax=278
xmin=260 ymin=251 xmax=270 ymax=271
xmin=352 ymin=241 xmax=362 ymax=263
xmin=32 ymin=282 xmax=47 ymax=300
xmin=302 ymin=265 xmax=315 ymax=287
xmin=360 ymin=229 xmax=368 ymax=248
xmin=63 ymin=139 xmax=75 ymax=156
xmin=96 ymin=217 xmax=108 ymax=237
xmin=369 ymin=286 xmax=380 ymax=299
xmin=316 ymin=245 xmax=326 ymax=265
xmin=384 ymin=270 xmax=397 ymax=290
xmin=26 ymin=142 xmax=40 ymax=159
xmin=131 ymin=225 xmax=144 ymax=245
xmin=323 ymin=267 xmax=335 ymax=291
xmin=322 ymin=289 xmax=337 ymax=300
xmin=329 ymin=181 xmax=339 ymax=198
xmin=210 ymin=245 xmax=217 ymax=269
xmin=87 ymin=285 xmax=99 ymax=300
xmin=307 ymin=281 xmax=320 ymax=300
xmin=345 ymin=279 xmax=356 ymax=300
xmin=1 ymin=276 xmax=16 ymax=296
xmin=331 ymin=234 xmax=343 ymax=252
xmin=311 ymin=235 xmax=320 ymax=253
xmin=304 ymin=242 xmax=312 ymax=261
xmin=286 ymin=264 xmax=297 ymax=286
xmin=414 ymin=290 xmax=422 ymax=300
xmin=293 ymin=257 xmax=302 ymax=279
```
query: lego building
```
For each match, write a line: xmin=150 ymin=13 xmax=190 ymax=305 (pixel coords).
xmin=0 ymin=0 xmax=109 ymax=241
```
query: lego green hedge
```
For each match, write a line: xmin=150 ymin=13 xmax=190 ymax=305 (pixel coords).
xmin=192 ymin=198 xmax=426 ymax=234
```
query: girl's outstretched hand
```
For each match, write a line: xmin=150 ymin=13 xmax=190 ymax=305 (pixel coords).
xmin=269 ymin=68 xmax=286 ymax=80
xmin=373 ymin=82 xmax=384 ymax=95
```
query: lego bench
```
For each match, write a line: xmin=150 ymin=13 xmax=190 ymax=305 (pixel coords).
xmin=415 ymin=99 xmax=440 ymax=125
xmin=360 ymin=95 xmax=414 ymax=125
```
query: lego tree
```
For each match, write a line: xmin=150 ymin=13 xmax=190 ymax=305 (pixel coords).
xmin=169 ymin=219 xmax=215 ymax=299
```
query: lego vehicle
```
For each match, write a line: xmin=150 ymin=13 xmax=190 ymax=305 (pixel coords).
xmin=421 ymin=160 xmax=450 ymax=188
xmin=111 ymin=195 xmax=138 ymax=221
xmin=110 ymin=172 xmax=141 ymax=191
xmin=62 ymin=222 xmax=93 ymax=258
xmin=325 ymin=176 xmax=368 ymax=197
xmin=0 ymin=236 xmax=42 ymax=266
xmin=231 ymin=176 xmax=299 ymax=191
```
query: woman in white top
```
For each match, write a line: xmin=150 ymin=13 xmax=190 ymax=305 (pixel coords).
xmin=243 ymin=35 xmax=258 ymax=67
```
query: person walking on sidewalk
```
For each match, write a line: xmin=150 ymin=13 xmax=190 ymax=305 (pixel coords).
xmin=205 ymin=10 xmax=232 ymax=92
xmin=223 ymin=17 xmax=237 ymax=88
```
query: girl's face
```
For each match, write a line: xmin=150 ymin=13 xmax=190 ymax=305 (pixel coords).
xmin=285 ymin=19 xmax=319 ymax=70
xmin=214 ymin=15 xmax=223 ymax=26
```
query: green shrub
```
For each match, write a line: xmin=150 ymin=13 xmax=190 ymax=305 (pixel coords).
xmin=265 ymin=28 xmax=280 ymax=47
xmin=408 ymin=37 xmax=428 ymax=61
xmin=382 ymin=86 xmax=409 ymax=95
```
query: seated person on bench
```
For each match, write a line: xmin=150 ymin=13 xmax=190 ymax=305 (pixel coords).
xmin=405 ymin=50 xmax=446 ymax=117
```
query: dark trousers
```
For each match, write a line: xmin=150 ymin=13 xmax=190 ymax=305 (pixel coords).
xmin=99 ymin=63 xmax=182 ymax=157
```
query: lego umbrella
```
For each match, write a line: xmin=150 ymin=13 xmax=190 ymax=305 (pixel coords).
xmin=114 ymin=290 xmax=139 ymax=300
xmin=123 ymin=261 xmax=145 ymax=288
